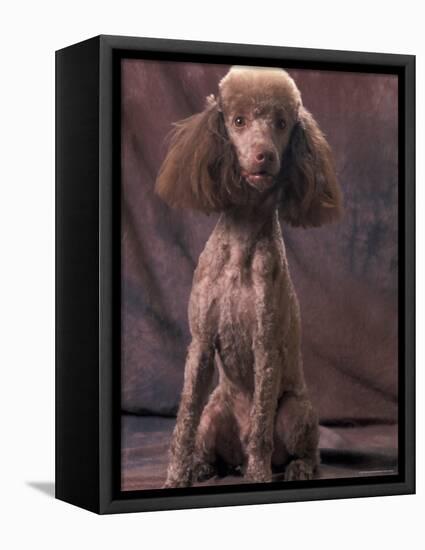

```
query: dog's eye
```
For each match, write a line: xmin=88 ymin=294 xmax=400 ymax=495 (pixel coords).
xmin=234 ymin=116 xmax=246 ymax=128
xmin=277 ymin=118 xmax=287 ymax=130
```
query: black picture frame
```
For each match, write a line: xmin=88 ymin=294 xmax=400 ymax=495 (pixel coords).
xmin=55 ymin=34 xmax=415 ymax=514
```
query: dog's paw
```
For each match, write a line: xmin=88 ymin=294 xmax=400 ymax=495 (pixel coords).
xmin=162 ymin=476 xmax=191 ymax=489
xmin=162 ymin=468 xmax=192 ymax=489
xmin=192 ymin=461 xmax=217 ymax=482
xmin=284 ymin=459 xmax=314 ymax=481
xmin=245 ymin=459 xmax=272 ymax=483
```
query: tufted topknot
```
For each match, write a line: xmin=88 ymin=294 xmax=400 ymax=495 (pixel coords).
xmin=218 ymin=66 xmax=302 ymax=116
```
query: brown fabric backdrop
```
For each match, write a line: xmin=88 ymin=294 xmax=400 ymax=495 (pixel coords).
xmin=121 ymin=59 xmax=398 ymax=425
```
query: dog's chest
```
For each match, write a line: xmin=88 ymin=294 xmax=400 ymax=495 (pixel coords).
xmin=190 ymin=257 xmax=259 ymax=340
xmin=202 ymin=264 xmax=257 ymax=388
xmin=189 ymin=234 xmax=286 ymax=389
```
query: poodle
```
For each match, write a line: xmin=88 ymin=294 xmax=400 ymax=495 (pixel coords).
xmin=155 ymin=66 xmax=342 ymax=488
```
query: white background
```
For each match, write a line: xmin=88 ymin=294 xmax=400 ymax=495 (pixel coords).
xmin=0 ymin=1 xmax=423 ymax=548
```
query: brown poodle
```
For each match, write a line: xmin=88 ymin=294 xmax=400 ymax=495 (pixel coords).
xmin=155 ymin=66 xmax=342 ymax=488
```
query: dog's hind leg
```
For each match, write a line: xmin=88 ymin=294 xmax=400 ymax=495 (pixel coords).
xmin=273 ymin=392 xmax=320 ymax=480
xmin=193 ymin=386 xmax=243 ymax=482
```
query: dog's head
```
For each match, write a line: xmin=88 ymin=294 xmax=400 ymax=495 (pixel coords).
xmin=156 ymin=66 xmax=342 ymax=227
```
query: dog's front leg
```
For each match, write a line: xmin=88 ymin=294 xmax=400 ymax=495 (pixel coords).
xmin=245 ymin=345 xmax=280 ymax=483
xmin=246 ymin=250 xmax=282 ymax=483
xmin=164 ymin=339 xmax=215 ymax=488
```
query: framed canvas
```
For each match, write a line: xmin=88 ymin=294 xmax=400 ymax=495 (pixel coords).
xmin=55 ymin=35 xmax=415 ymax=514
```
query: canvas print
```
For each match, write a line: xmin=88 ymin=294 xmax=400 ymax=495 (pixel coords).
xmin=120 ymin=59 xmax=398 ymax=491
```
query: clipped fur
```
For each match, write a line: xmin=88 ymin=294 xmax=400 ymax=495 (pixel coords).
xmin=155 ymin=67 xmax=342 ymax=487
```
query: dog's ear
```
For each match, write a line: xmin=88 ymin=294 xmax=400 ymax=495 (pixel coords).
xmin=280 ymin=107 xmax=343 ymax=227
xmin=155 ymin=95 xmax=239 ymax=213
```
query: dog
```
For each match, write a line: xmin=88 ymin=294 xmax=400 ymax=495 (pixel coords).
xmin=155 ymin=66 xmax=342 ymax=487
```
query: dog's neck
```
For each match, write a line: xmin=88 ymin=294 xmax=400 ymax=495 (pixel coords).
xmin=217 ymin=187 xmax=282 ymax=249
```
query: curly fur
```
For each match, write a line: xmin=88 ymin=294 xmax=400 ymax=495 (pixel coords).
xmin=155 ymin=67 xmax=342 ymax=487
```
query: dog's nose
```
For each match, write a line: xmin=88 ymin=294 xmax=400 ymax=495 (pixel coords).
xmin=255 ymin=150 xmax=275 ymax=165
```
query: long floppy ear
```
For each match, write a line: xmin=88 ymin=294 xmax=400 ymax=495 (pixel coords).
xmin=280 ymin=107 xmax=343 ymax=227
xmin=155 ymin=96 xmax=240 ymax=212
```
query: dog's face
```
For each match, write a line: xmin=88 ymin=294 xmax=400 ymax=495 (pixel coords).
xmin=156 ymin=66 xmax=342 ymax=227
xmin=219 ymin=67 xmax=301 ymax=193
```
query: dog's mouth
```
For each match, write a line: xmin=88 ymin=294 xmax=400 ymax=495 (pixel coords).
xmin=242 ymin=170 xmax=275 ymax=190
